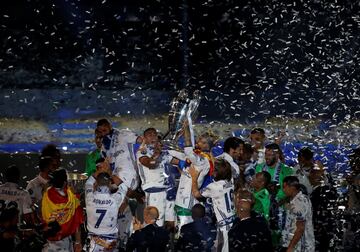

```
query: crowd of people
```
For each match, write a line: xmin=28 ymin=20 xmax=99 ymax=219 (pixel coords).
xmin=1 ymin=118 xmax=360 ymax=252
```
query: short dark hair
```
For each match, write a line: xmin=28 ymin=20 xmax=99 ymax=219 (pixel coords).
xmin=298 ymin=147 xmax=314 ymax=160
xmin=191 ymin=204 xmax=205 ymax=220
xmin=235 ymin=188 xmax=255 ymax=206
xmin=39 ymin=156 xmax=54 ymax=172
xmin=143 ymin=128 xmax=157 ymax=135
xmin=283 ymin=176 xmax=301 ymax=190
xmin=49 ymin=168 xmax=67 ymax=188
xmin=265 ymin=143 xmax=281 ymax=152
xmin=4 ymin=165 xmax=20 ymax=183
xmin=243 ymin=142 xmax=254 ymax=155
xmin=223 ymin=137 xmax=244 ymax=153
xmin=97 ymin=119 xmax=111 ymax=127
xmin=96 ymin=172 xmax=111 ymax=187
xmin=251 ymin=128 xmax=265 ymax=135
xmin=261 ymin=171 xmax=272 ymax=187
xmin=41 ymin=144 xmax=60 ymax=158
xmin=214 ymin=159 xmax=232 ymax=181
xmin=95 ymin=157 xmax=105 ymax=166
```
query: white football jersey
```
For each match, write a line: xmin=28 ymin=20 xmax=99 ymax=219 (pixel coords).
xmin=102 ymin=128 xmax=139 ymax=190
xmin=85 ymin=176 xmax=127 ymax=235
xmin=136 ymin=144 xmax=172 ymax=191
xmin=200 ymin=179 xmax=235 ymax=227
xmin=26 ymin=174 xmax=48 ymax=207
xmin=0 ymin=182 xmax=33 ymax=217
xmin=216 ymin=152 xmax=240 ymax=179
xmin=174 ymin=147 xmax=210 ymax=210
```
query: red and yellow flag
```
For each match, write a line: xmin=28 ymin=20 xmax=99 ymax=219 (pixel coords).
xmin=42 ymin=186 xmax=84 ymax=241
xmin=194 ymin=149 xmax=215 ymax=176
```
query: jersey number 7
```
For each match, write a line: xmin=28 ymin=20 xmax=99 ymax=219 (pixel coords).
xmin=95 ymin=209 xmax=107 ymax=228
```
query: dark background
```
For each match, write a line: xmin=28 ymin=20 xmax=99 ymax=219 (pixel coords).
xmin=0 ymin=0 xmax=359 ymax=122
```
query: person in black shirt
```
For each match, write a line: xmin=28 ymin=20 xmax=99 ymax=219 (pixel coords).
xmin=126 ymin=206 xmax=169 ymax=252
xmin=229 ymin=189 xmax=272 ymax=252
xmin=309 ymin=167 xmax=338 ymax=251
xmin=176 ymin=204 xmax=216 ymax=252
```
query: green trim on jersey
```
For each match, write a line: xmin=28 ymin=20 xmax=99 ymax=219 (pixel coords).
xmin=174 ymin=205 xmax=192 ymax=216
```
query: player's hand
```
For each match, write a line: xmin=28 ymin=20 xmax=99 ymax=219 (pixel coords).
xmin=133 ymin=217 xmax=142 ymax=231
xmin=119 ymin=199 xmax=128 ymax=215
xmin=111 ymin=175 xmax=123 ymax=186
xmin=104 ymin=157 xmax=112 ymax=173
xmin=107 ymin=240 xmax=117 ymax=250
xmin=314 ymin=160 xmax=324 ymax=170
xmin=188 ymin=164 xmax=199 ymax=178
xmin=154 ymin=141 xmax=163 ymax=154
xmin=73 ymin=242 xmax=82 ymax=252
xmin=136 ymin=135 xmax=144 ymax=144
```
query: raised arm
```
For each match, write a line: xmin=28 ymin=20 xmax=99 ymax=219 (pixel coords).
xmin=188 ymin=165 xmax=203 ymax=199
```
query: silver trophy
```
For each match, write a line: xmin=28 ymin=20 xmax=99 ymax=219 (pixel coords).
xmin=163 ymin=89 xmax=201 ymax=149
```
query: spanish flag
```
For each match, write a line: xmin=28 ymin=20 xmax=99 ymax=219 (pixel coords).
xmin=194 ymin=149 xmax=215 ymax=176
xmin=42 ymin=186 xmax=84 ymax=241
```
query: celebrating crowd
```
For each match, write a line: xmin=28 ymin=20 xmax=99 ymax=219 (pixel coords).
xmin=1 ymin=118 xmax=360 ymax=252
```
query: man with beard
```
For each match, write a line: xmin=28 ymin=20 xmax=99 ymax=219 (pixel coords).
xmin=255 ymin=143 xmax=293 ymax=249
xmin=255 ymin=143 xmax=293 ymax=201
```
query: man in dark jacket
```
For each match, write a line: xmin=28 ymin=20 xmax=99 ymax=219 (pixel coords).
xmin=176 ymin=203 xmax=216 ymax=251
xmin=126 ymin=206 xmax=169 ymax=252
xmin=229 ymin=189 xmax=272 ymax=251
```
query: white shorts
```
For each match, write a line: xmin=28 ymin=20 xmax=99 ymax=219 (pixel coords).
xmin=114 ymin=160 xmax=139 ymax=190
xmin=43 ymin=237 xmax=73 ymax=252
xmin=216 ymin=225 xmax=232 ymax=252
xmin=145 ymin=191 xmax=175 ymax=226
xmin=88 ymin=235 xmax=117 ymax=252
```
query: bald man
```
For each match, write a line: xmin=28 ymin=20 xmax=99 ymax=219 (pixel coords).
xmin=126 ymin=206 xmax=169 ymax=252
xmin=229 ymin=189 xmax=272 ymax=251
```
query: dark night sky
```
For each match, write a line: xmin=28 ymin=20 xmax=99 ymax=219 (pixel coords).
xmin=0 ymin=0 xmax=360 ymax=122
